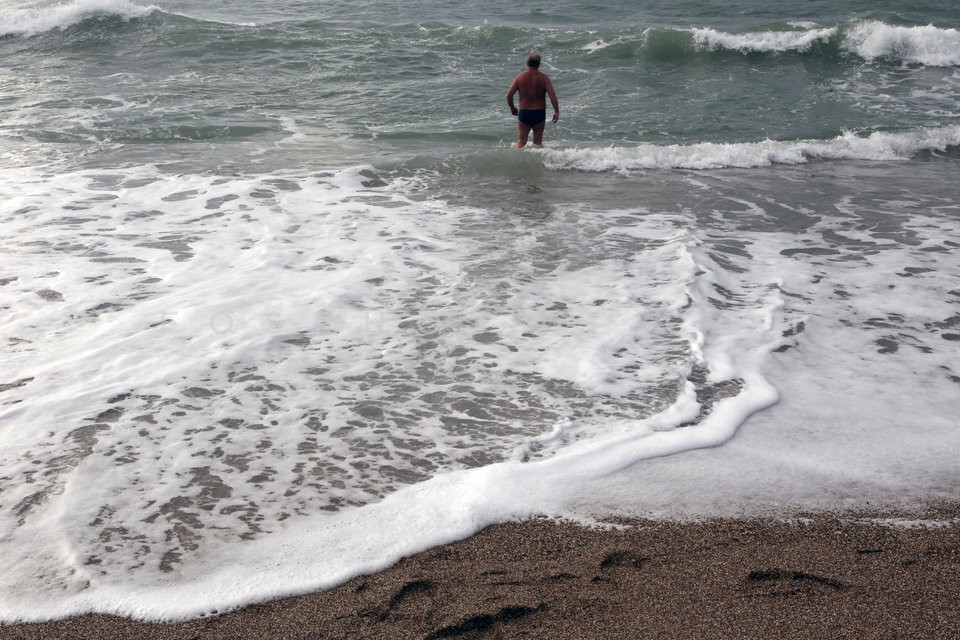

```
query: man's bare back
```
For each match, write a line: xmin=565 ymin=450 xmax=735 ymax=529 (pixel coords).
xmin=506 ymin=52 xmax=559 ymax=148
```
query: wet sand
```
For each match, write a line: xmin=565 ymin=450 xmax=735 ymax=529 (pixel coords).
xmin=2 ymin=503 xmax=958 ymax=639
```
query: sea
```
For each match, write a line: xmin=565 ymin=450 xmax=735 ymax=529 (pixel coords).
xmin=1 ymin=0 xmax=958 ymax=622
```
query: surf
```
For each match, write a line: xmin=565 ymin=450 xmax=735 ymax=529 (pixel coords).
xmin=844 ymin=20 xmax=960 ymax=66
xmin=536 ymin=126 xmax=960 ymax=172
xmin=581 ymin=20 xmax=960 ymax=68
xmin=0 ymin=0 xmax=157 ymax=38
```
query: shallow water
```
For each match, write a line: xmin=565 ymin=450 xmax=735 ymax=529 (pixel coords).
xmin=1 ymin=0 xmax=958 ymax=622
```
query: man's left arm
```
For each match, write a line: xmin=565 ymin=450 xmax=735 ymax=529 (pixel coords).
xmin=546 ymin=77 xmax=559 ymax=123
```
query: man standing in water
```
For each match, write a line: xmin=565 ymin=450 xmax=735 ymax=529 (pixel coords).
xmin=506 ymin=52 xmax=560 ymax=148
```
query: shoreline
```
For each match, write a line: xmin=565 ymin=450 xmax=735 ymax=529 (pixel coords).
xmin=2 ymin=502 xmax=958 ymax=639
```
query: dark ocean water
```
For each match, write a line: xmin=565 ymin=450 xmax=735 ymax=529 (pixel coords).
xmin=1 ymin=0 xmax=958 ymax=622
xmin=4 ymin=0 xmax=960 ymax=168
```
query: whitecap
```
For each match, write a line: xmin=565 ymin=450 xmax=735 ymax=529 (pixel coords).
xmin=844 ymin=20 xmax=960 ymax=67
xmin=538 ymin=125 xmax=960 ymax=172
xmin=0 ymin=0 xmax=156 ymax=38
xmin=690 ymin=26 xmax=837 ymax=53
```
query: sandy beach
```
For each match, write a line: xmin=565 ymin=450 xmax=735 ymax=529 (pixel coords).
xmin=2 ymin=501 xmax=957 ymax=640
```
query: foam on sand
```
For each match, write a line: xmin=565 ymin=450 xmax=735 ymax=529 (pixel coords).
xmin=0 ymin=163 xmax=787 ymax=621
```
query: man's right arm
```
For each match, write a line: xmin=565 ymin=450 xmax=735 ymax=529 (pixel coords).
xmin=506 ymin=78 xmax=519 ymax=115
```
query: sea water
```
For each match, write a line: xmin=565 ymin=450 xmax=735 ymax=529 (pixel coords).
xmin=0 ymin=0 xmax=958 ymax=622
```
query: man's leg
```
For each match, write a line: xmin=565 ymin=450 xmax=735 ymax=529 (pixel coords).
xmin=532 ymin=121 xmax=546 ymax=147
xmin=516 ymin=121 xmax=532 ymax=148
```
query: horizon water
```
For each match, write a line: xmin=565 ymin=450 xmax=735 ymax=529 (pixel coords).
xmin=1 ymin=0 xmax=959 ymax=622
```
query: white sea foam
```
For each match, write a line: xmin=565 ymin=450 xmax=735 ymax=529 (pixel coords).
xmin=686 ymin=21 xmax=960 ymax=67
xmin=0 ymin=163 xmax=788 ymax=621
xmin=690 ymin=26 xmax=837 ymax=53
xmin=866 ymin=518 xmax=960 ymax=530
xmin=5 ymin=156 xmax=957 ymax=621
xmin=580 ymin=38 xmax=609 ymax=53
xmin=845 ymin=20 xmax=960 ymax=67
xmin=539 ymin=126 xmax=960 ymax=172
xmin=2 ymin=154 xmax=958 ymax=621
xmin=571 ymin=187 xmax=960 ymax=517
xmin=1 ymin=140 xmax=958 ymax=624
xmin=0 ymin=0 xmax=156 ymax=37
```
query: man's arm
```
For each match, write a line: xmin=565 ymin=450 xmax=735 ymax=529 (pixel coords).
xmin=506 ymin=77 xmax=519 ymax=115
xmin=546 ymin=76 xmax=559 ymax=123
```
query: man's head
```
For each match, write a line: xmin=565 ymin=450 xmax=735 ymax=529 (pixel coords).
xmin=527 ymin=52 xmax=541 ymax=68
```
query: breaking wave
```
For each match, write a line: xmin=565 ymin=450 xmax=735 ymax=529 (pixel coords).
xmin=689 ymin=26 xmax=838 ymax=53
xmin=844 ymin=21 xmax=960 ymax=67
xmin=581 ymin=20 xmax=960 ymax=67
xmin=0 ymin=0 xmax=157 ymax=38
xmin=539 ymin=126 xmax=960 ymax=172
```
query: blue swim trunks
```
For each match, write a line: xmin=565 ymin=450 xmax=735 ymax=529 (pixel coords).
xmin=517 ymin=108 xmax=546 ymax=126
